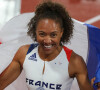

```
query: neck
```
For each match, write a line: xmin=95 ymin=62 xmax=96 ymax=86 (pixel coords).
xmin=38 ymin=45 xmax=63 ymax=61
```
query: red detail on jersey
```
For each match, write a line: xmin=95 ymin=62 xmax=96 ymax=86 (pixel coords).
xmin=63 ymin=46 xmax=72 ymax=62
xmin=0 ymin=42 xmax=2 ymax=44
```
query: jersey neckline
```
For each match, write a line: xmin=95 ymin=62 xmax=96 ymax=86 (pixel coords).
xmin=36 ymin=45 xmax=64 ymax=63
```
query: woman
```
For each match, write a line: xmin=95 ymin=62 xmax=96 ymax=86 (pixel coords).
xmin=0 ymin=1 xmax=93 ymax=90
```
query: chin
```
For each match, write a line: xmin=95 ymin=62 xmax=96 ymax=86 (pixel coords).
xmin=43 ymin=48 xmax=54 ymax=54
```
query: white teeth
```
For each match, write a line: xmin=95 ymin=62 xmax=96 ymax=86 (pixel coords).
xmin=44 ymin=45 xmax=52 ymax=48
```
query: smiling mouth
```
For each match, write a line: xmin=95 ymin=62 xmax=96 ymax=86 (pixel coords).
xmin=44 ymin=45 xmax=53 ymax=49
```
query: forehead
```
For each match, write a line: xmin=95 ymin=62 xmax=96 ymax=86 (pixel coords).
xmin=36 ymin=18 xmax=62 ymax=31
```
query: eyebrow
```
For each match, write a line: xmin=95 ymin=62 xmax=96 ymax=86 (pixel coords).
xmin=38 ymin=30 xmax=59 ymax=33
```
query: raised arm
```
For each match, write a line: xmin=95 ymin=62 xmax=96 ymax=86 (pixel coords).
xmin=69 ymin=52 xmax=93 ymax=90
xmin=0 ymin=45 xmax=29 ymax=90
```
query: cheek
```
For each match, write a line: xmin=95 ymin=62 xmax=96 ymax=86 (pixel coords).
xmin=55 ymin=37 xmax=61 ymax=44
xmin=56 ymin=35 xmax=62 ymax=44
xmin=36 ymin=36 xmax=43 ymax=43
xmin=59 ymin=33 xmax=62 ymax=40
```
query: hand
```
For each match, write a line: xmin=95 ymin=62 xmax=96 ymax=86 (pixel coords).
xmin=96 ymin=82 xmax=100 ymax=90
xmin=91 ymin=77 xmax=100 ymax=90
xmin=91 ymin=77 xmax=96 ymax=86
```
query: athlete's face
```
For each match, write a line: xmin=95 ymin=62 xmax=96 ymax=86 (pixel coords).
xmin=36 ymin=18 xmax=63 ymax=55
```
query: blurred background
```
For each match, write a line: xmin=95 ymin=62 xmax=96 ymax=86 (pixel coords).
xmin=0 ymin=0 xmax=21 ymax=30
xmin=0 ymin=0 xmax=100 ymax=30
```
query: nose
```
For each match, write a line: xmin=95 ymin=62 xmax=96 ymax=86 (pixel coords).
xmin=44 ymin=37 xmax=51 ymax=44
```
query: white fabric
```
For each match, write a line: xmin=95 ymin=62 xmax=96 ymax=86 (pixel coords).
xmin=0 ymin=13 xmax=88 ymax=90
xmin=0 ymin=13 xmax=35 ymax=43
xmin=23 ymin=45 xmax=73 ymax=90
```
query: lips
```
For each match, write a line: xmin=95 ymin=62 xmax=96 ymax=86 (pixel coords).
xmin=40 ymin=42 xmax=56 ymax=52
xmin=44 ymin=45 xmax=52 ymax=49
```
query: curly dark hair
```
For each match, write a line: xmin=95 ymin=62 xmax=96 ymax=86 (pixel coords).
xmin=27 ymin=1 xmax=73 ymax=44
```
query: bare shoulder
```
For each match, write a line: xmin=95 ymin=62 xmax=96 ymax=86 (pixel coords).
xmin=70 ymin=51 xmax=85 ymax=66
xmin=68 ymin=51 xmax=87 ymax=77
xmin=13 ymin=44 xmax=30 ymax=67
xmin=16 ymin=44 xmax=30 ymax=56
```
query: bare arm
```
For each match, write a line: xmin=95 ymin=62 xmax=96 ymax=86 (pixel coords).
xmin=0 ymin=45 xmax=29 ymax=90
xmin=0 ymin=60 xmax=22 ymax=90
xmin=69 ymin=52 xmax=93 ymax=90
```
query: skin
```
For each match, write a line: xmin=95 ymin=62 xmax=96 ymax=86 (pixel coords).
xmin=36 ymin=18 xmax=63 ymax=61
xmin=0 ymin=18 xmax=93 ymax=90
xmin=69 ymin=51 xmax=93 ymax=90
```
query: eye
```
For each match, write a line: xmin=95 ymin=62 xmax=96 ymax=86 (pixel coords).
xmin=39 ymin=33 xmax=45 ymax=37
xmin=50 ymin=33 xmax=57 ymax=38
